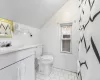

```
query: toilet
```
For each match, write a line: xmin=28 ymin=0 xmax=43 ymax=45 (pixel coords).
xmin=36 ymin=46 xmax=53 ymax=76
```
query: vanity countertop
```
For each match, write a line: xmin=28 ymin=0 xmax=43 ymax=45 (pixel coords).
xmin=0 ymin=44 xmax=42 ymax=55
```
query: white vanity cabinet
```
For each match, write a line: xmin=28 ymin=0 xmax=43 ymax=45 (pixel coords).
xmin=35 ymin=45 xmax=43 ymax=69
xmin=21 ymin=55 xmax=35 ymax=80
xmin=0 ymin=46 xmax=38 ymax=80
xmin=0 ymin=62 xmax=18 ymax=80
xmin=0 ymin=55 xmax=35 ymax=80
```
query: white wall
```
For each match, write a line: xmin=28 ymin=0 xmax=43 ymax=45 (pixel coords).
xmin=13 ymin=23 xmax=40 ymax=45
xmin=0 ymin=22 xmax=40 ymax=46
xmin=72 ymin=20 xmax=80 ymax=60
xmin=40 ymin=0 xmax=79 ymax=72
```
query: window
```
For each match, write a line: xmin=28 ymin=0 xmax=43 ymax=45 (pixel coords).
xmin=60 ymin=23 xmax=72 ymax=53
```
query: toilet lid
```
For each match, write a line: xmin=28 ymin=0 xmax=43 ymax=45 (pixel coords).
xmin=41 ymin=55 xmax=53 ymax=61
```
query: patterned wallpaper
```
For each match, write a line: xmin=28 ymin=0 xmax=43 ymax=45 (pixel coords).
xmin=77 ymin=0 xmax=100 ymax=80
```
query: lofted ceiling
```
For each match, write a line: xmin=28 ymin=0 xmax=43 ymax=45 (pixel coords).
xmin=0 ymin=0 xmax=68 ymax=28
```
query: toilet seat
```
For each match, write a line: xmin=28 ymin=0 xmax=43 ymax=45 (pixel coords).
xmin=41 ymin=55 xmax=53 ymax=60
xmin=41 ymin=59 xmax=53 ymax=64
xmin=40 ymin=55 xmax=53 ymax=64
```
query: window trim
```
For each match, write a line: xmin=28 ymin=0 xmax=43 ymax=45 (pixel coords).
xmin=60 ymin=23 xmax=72 ymax=54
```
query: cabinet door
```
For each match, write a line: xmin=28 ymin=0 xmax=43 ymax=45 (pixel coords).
xmin=0 ymin=54 xmax=35 ymax=80
xmin=21 ymin=55 xmax=35 ymax=80
xmin=0 ymin=63 xmax=19 ymax=80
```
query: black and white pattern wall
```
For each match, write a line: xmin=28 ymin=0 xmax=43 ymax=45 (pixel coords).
xmin=78 ymin=0 xmax=100 ymax=80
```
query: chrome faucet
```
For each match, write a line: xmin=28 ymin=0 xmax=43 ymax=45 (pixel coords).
xmin=0 ymin=41 xmax=12 ymax=47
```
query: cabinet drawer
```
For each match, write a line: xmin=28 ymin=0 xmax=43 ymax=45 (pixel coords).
xmin=0 ymin=48 xmax=36 ymax=70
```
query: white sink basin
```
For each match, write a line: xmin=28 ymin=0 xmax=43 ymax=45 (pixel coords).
xmin=0 ymin=44 xmax=24 ymax=55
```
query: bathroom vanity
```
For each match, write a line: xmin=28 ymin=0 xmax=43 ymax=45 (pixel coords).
xmin=0 ymin=44 xmax=42 ymax=80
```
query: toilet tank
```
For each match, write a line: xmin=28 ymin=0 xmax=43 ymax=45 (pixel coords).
xmin=35 ymin=45 xmax=43 ymax=58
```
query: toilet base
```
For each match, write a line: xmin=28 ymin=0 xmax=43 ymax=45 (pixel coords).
xmin=39 ymin=63 xmax=52 ymax=76
xmin=44 ymin=65 xmax=52 ymax=76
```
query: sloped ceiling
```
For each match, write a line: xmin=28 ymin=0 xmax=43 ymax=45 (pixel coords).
xmin=0 ymin=0 xmax=68 ymax=28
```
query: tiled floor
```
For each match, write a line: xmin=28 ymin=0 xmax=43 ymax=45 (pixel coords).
xmin=36 ymin=67 xmax=77 ymax=80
